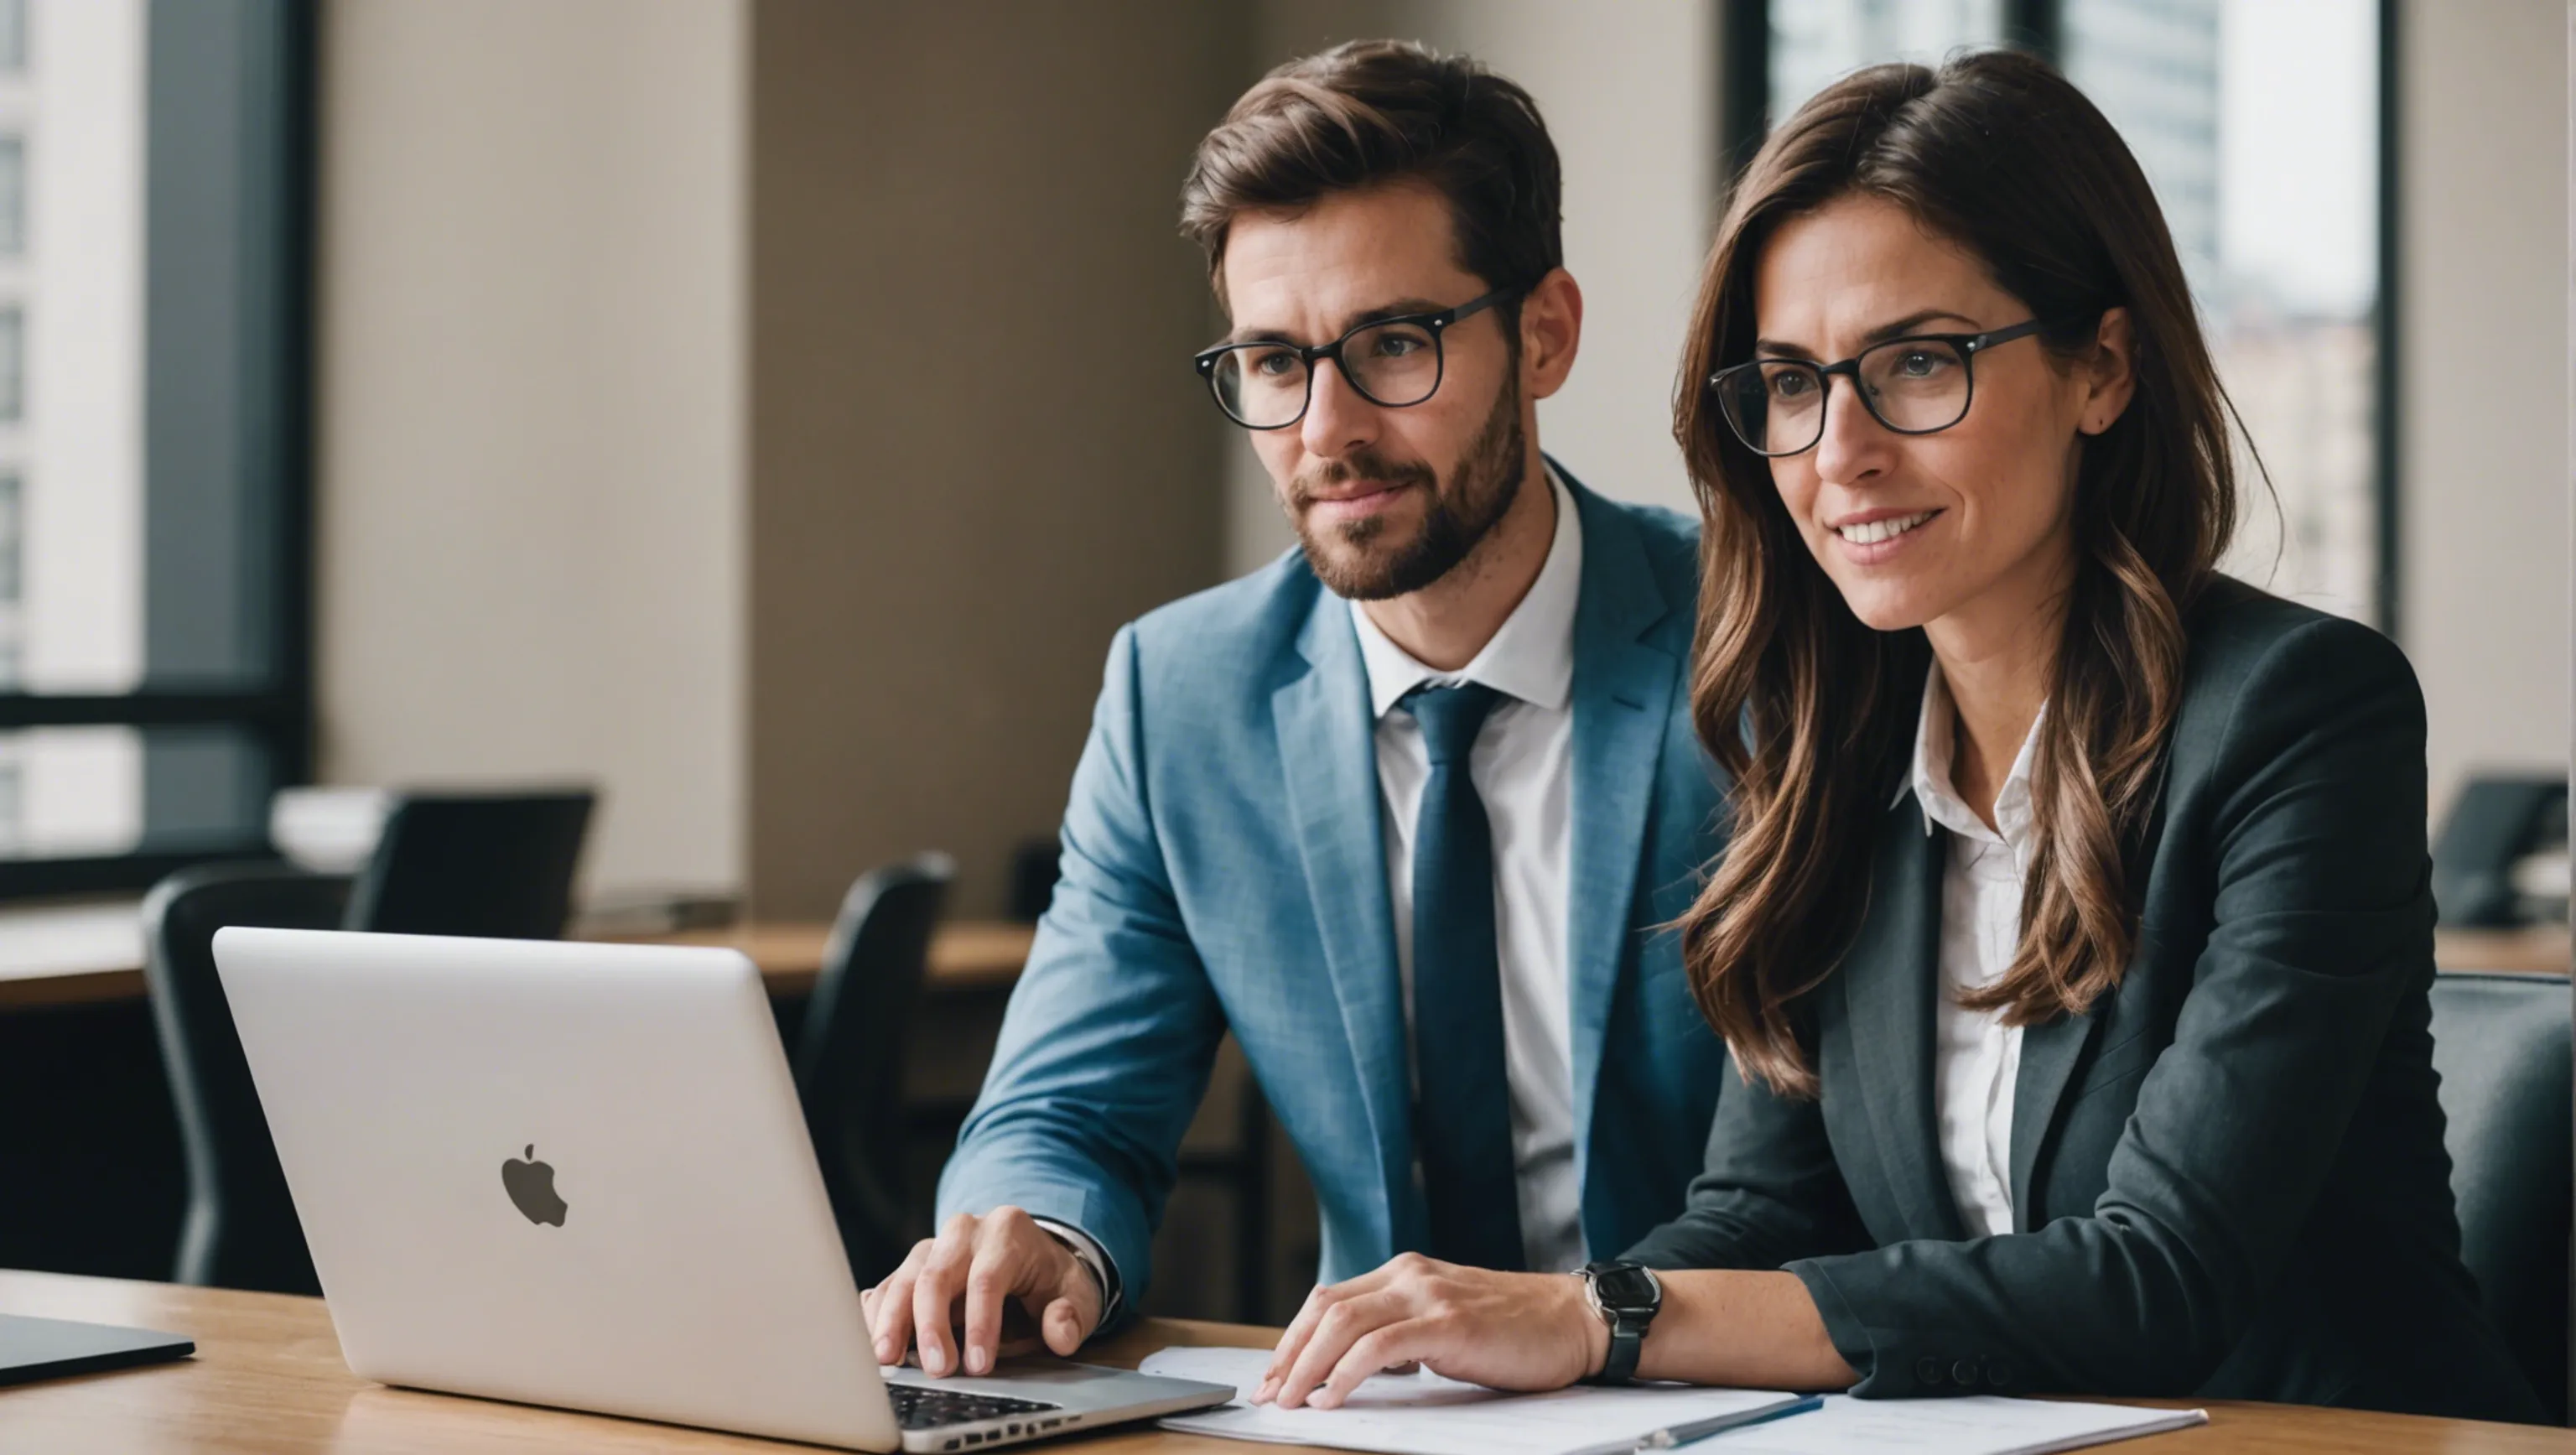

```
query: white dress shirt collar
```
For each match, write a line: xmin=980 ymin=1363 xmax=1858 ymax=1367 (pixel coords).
xmin=1905 ymin=660 xmax=2044 ymax=852
xmin=1350 ymin=466 xmax=1581 ymax=721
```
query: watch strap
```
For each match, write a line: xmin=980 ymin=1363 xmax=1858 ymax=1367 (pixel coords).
xmin=1597 ymin=1309 xmax=1646 ymax=1384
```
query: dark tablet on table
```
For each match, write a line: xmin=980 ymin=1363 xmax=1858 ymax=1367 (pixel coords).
xmin=0 ymin=1313 xmax=194 ymax=1386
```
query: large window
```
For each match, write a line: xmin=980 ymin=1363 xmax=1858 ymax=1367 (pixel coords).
xmin=1736 ymin=0 xmax=2391 ymax=628
xmin=0 ymin=0 xmax=311 ymax=897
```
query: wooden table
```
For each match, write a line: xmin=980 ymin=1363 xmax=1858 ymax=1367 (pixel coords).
xmin=636 ymin=920 xmax=1036 ymax=996
xmin=2438 ymin=926 xmax=2574 ymax=976
xmin=0 ymin=1271 xmax=2563 ymax=1452
xmin=0 ymin=896 xmax=2555 ymax=1013
xmin=0 ymin=900 xmax=1036 ymax=1011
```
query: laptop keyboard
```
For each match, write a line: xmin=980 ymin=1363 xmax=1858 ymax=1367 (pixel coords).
xmin=888 ymin=1382 xmax=1065 ymax=1432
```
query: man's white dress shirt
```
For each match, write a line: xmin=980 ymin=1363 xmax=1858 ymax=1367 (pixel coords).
xmin=1348 ymin=467 xmax=1584 ymax=1274
xmin=1907 ymin=663 xmax=2046 ymax=1240
xmin=1043 ymin=468 xmax=1588 ymax=1312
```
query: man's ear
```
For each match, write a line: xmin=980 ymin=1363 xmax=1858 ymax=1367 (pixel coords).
xmin=1520 ymin=268 xmax=1583 ymax=402
xmin=2078 ymin=306 xmax=2137 ymax=436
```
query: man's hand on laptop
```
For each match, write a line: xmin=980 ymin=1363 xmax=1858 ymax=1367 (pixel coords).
xmin=865 ymin=1206 xmax=1103 ymax=1377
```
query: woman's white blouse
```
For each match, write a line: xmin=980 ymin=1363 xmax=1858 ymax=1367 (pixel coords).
xmin=1905 ymin=664 xmax=2047 ymax=1239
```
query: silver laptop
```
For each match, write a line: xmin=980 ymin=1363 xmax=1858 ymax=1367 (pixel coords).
xmin=212 ymin=927 xmax=1231 ymax=1452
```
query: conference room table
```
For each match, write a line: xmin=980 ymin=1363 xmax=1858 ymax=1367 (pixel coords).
xmin=0 ymin=898 xmax=1040 ymax=1011
xmin=0 ymin=896 xmax=2559 ymax=1011
xmin=0 ymin=1270 xmax=2567 ymax=1452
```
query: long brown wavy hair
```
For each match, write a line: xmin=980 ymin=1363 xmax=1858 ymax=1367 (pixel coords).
xmin=1676 ymin=50 xmax=2239 ymax=1098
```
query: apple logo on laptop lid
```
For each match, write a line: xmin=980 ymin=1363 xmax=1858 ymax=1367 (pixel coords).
xmin=501 ymin=1146 xmax=568 ymax=1227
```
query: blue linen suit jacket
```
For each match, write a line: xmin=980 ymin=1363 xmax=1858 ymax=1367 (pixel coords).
xmin=937 ymin=472 xmax=1731 ymax=1310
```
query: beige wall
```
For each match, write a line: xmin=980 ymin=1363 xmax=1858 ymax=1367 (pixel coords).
xmin=743 ymin=1 xmax=1239 ymax=918
xmin=2398 ymin=0 xmax=2571 ymax=814
xmin=317 ymin=0 xmax=1240 ymax=918
xmin=1225 ymin=0 xmax=1717 ymax=575
xmin=314 ymin=0 xmax=748 ymax=898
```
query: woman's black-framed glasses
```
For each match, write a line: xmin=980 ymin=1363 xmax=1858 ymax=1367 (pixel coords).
xmin=1193 ymin=286 xmax=1518 ymax=431
xmin=1706 ymin=318 xmax=2056 ymax=458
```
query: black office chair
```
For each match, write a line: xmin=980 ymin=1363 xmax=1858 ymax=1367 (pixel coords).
xmin=2432 ymin=776 xmax=2568 ymax=928
xmin=790 ymin=853 xmax=956 ymax=1286
xmin=2428 ymin=971 xmax=2573 ymax=1423
xmin=147 ymin=789 xmax=595 ymax=1292
xmin=345 ymin=790 xmax=595 ymax=938
xmin=142 ymin=862 xmax=354 ymax=1295
xmin=1008 ymin=837 xmax=1061 ymax=922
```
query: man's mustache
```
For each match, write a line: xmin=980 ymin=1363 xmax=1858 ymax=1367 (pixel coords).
xmin=1291 ymin=454 xmax=1436 ymax=507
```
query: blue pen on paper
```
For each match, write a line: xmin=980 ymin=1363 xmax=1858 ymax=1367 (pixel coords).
xmin=1640 ymin=1393 xmax=1825 ymax=1448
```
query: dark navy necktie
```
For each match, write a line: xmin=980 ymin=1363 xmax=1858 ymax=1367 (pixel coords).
xmin=1401 ymin=681 xmax=1525 ymax=1272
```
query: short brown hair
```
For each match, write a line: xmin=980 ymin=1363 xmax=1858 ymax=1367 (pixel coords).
xmin=1179 ymin=40 xmax=1562 ymax=304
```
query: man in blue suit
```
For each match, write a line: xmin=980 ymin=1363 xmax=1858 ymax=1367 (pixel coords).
xmin=868 ymin=40 xmax=1727 ymax=1378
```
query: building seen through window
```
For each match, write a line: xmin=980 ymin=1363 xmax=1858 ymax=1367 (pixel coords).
xmin=0 ymin=137 xmax=27 ymax=259
xmin=2066 ymin=0 xmax=2380 ymax=624
xmin=0 ymin=473 xmax=21 ymax=677
xmin=0 ymin=0 xmax=26 ymax=75
xmin=1769 ymin=0 xmax=2004 ymax=116
xmin=0 ymin=0 xmax=305 ymax=887
xmin=0 ymin=2 xmax=142 ymax=860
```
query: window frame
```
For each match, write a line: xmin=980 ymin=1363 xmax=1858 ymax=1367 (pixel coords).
xmin=0 ymin=0 xmax=315 ymax=901
xmin=1719 ymin=0 xmax=2400 ymax=633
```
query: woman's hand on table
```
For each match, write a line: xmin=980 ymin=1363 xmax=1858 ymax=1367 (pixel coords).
xmin=1252 ymin=1253 xmax=1606 ymax=1409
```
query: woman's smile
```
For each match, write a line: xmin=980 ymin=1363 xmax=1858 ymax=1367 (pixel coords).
xmin=1826 ymin=507 xmax=1944 ymax=564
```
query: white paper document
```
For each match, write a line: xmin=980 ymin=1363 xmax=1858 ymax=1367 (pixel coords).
xmin=1135 ymin=1346 xmax=1816 ymax=1455
xmin=1695 ymin=1393 xmax=2206 ymax=1454
xmin=1137 ymin=1346 xmax=2209 ymax=1455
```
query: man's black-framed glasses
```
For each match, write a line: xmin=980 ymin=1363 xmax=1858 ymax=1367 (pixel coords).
xmin=1194 ymin=286 xmax=1517 ymax=430
xmin=1707 ymin=318 xmax=2056 ymax=458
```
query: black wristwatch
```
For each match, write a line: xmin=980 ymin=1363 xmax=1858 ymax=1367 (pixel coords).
xmin=1576 ymin=1260 xmax=1662 ymax=1385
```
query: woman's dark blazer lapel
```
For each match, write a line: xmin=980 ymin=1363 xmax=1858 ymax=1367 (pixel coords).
xmin=1837 ymin=802 xmax=1971 ymax=1243
xmin=2007 ymin=973 xmax=2106 ymax=1231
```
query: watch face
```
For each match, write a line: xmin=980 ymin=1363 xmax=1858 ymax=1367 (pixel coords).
xmin=1589 ymin=1263 xmax=1660 ymax=1313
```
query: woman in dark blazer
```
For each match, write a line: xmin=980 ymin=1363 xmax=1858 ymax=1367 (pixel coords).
xmin=1249 ymin=49 xmax=2542 ymax=1423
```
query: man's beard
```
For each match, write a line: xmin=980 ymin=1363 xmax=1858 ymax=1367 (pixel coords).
xmin=1285 ymin=373 xmax=1527 ymax=602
